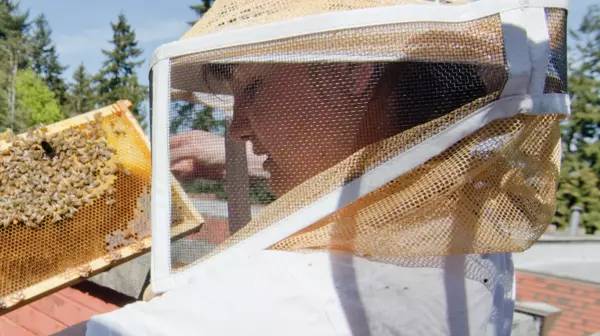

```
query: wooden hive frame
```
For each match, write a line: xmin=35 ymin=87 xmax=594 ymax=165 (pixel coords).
xmin=0 ymin=100 xmax=204 ymax=314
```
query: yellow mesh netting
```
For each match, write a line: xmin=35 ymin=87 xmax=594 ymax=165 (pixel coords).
xmin=272 ymin=114 xmax=562 ymax=257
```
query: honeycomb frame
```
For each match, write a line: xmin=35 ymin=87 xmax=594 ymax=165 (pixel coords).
xmin=0 ymin=100 xmax=203 ymax=314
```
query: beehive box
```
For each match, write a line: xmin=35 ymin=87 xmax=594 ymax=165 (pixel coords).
xmin=0 ymin=100 xmax=203 ymax=313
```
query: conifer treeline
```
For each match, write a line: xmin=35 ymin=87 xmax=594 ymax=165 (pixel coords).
xmin=0 ymin=1 xmax=146 ymax=132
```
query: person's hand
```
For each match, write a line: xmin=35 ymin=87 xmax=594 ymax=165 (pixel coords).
xmin=170 ymin=130 xmax=268 ymax=182
xmin=170 ymin=130 xmax=227 ymax=182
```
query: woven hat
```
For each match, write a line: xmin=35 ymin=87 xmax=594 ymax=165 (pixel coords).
xmin=149 ymin=0 xmax=571 ymax=293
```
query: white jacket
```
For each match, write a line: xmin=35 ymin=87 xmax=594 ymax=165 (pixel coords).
xmin=86 ymin=250 xmax=515 ymax=336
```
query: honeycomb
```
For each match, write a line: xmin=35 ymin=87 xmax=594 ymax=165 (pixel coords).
xmin=0 ymin=101 xmax=202 ymax=312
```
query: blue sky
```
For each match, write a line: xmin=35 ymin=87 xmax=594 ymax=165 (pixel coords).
xmin=18 ymin=0 xmax=596 ymax=87
xmin=19 ymin=0 xmax=198 ymax=86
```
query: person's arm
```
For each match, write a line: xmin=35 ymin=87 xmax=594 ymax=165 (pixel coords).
xmin=170 ymin=130 xmax=268 ymax=182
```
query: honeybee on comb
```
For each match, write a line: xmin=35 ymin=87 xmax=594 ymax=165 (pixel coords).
xmin=0 ymin=117 xmax=119 ymax=229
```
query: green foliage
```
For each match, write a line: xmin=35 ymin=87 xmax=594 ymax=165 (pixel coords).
xmin=94 ymin=13 xmax=147 ymax=125
xmin=29 ymin=14 xmax=68 ymax=106
xmin=28 ymin=14 xmax=50 ymax=75
xmin=183 ymin=179 xmax=276 ymax=205
xmin=183 ymin=179 xmax=226 ymax=199
xmin=0 ymin=0 xmax=29 ymax=41
xmin=249 ymin=180 xmax=277 ymax=204
xmin=0 ymin=0 xmax=29 ymax=131
xmin=170 ymin=102 xmax=224 ymax=135
xmin=66 ymin=63 xmax=95 ymax=116
xmin=554 ymin=4 xmax=600 ymax=232
xmin=0 ymin=4 xmax=148 ymax=134
xmin=15 ymin=69 xmax=64 ymax=129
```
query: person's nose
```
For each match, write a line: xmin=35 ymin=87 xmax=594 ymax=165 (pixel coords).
xmin=228 ymin=108 xmax=253 ymax=142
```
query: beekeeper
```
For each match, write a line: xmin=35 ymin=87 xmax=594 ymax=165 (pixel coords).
xmin=75 ymin=0 xmax=569 ymax=335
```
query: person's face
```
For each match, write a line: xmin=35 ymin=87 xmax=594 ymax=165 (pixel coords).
xmin=228 ymin=63 xmax=390 ymax=196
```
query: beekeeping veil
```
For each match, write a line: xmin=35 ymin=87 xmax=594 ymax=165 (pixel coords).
xmin=149 ymin=0 xmax=570 ymax=293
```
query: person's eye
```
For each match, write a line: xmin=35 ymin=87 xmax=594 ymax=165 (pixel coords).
xmin=240 ymin=78 xmax=263 ymax=106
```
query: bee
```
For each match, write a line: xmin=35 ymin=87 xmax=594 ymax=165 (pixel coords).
xmin=104 ymin=167 xmax=115 ymax=175
xmin=76 ymin=139 xmax=86 ymax=148
xmin=74 ymin=180 xmax=85 ymax=189
xmin=97 ymin=172 xmax=108 ymax=183
xmin=85 ymin=185 xmax=94 ymax=194
xmin=58 ymin=184 xmax=68 ymax=193
xmin=106 ymin=199 xmax=116 ymax=206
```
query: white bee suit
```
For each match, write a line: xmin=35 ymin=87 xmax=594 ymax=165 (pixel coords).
xmin=85 ymin=250 xmax=515 ymax=336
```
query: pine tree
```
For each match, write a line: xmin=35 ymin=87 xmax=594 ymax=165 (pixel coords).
xmin=554 ymin=4 xmax=600 ymax=232
xmin=0 ymin=0 xmax=29 ymax=132
xmin=66 ymin=63 xmax=94 ymax=116
xmin=0 ymin=1 xmax=29 ymax=41
xmin=29 ymin=13 xmax=50 ymax=74
xmin=94 ymin=13 xmax=147 ymax=122
xmin=29 ymin=13 xmax=68 ymax=106
xmin=188 ymin=0 xmax=213 ymax=26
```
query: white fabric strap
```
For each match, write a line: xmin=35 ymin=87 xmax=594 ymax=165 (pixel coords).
xmin=153 ymin=93 xmax=569 ymax=292
xmin=500 ymin=8 xmax=532 ymax=98
xmin=500 ymin=5 xmax=551 ymax=108
xmin=150 ymin=59 xmax=174 ymax=290
xmin=150 ymin=0 xmax=568 ymax=67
